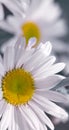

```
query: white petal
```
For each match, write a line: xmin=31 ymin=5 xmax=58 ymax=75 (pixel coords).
xmin=25 ymin=0 xmax=42 ymax=16
xmin=35 ymin=75 xmax=65 ymax=89
xmin=9 ymin=107 xmax=19 ymax=130
xmin=33 ymin=94 xmax=68 ymax=121
xmin=34 ymin=63 xmax=65 ymax=79
xmin=38 ymin=122 xmax=47 ymax=130
xmin=0 ymin=4 xmax=4 ymax=20
xmin=43 ymin=125 xmax=48 ymax=130
xmin=15 ymin=36 xmax=26 ymax=51
xmin=0 ymin=104 xmax=13 ymax=130
xmin=33 ymin=56 xmax=56 ymax=76
xmin=0 ymin=62 xmax=5 ymax=76
xmin=19 ymin=106 xmax=35 ymax=130
xmin=48 ymin=63 xmax=65 ymax=73
xmin=29 ymin=101 xmax=54 ymax=130
xmin=24 ymin=48 xmax=55 ymax=72
xmin=0 ymin=88 xmax=3 ymax=100
xmin=26 ymin=37 xmax=37 ymax=50
xmin=3 ymin=46 xmax=15 ymax=71
xmin=30 ymin=0 xmax=61 ymax=22
xmin=14 ymin=37 xmax=26 ymax=65
xmin=35 ymin=90 xmax=69 ymax=104
xmin=0 ymin=0 xmax=24 ymax=17
xmin=0 ymin=56 xmax=3 ymax=64
xmin=24 ymin=50 xmax=47 ymax=71
xmin=16 ymin=108 xmax=30 ymax=130
xmin=0 ymin=100 xmax=7 ymax=118
xmin=37 ymin=41 xmax=52 ymax=56
xmin=20 ymin=105 xmax=40 ymax=130
xmin=0 ymin=77 xmax=1 ymax=83
xmin=16 ymin=50 xmax=34 ymax=68
xmin=32 ymin=56 xmax=55 ymax=73
xmin=7 ymin=16 xmax=22 ymax=31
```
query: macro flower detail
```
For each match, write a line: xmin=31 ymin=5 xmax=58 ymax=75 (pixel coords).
xmin=0 ymin=37 xmax=68 ymax=130
xmin=21 ymin=22 xmax=41 ymax=44
xmin=0 ymin=0 xmax=67 ymax=52
xmin=2 ymin=68 xmax=35 ymax=105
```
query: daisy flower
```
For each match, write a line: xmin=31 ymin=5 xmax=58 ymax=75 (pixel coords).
xmin=0 ymin=0 xmax=42 ymax=20
xmin=0 ymin=0 xmax=67 ymax=53
xmin=0 ymin=37 xmax=68 ymax=130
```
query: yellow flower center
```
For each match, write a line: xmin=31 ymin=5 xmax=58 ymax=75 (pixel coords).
xmin=21 ymin=21 xmax=41 ymax=45
xmin=2 ymin=68 xmax=35 ymax=106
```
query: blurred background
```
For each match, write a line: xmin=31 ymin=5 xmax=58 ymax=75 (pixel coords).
xmin=55 ymin=0 xmax=69 ymax=130
xmin=0 ymin=0 xmax=69 ymax=130
xmin=55 ymin=1 xmax=69 ymax=129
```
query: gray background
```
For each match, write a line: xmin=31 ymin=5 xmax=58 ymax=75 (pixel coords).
xmin=55 ymin=1 xmax=69 ymax=129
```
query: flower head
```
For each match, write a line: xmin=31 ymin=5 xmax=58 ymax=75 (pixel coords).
xmin=0 ymin=37 xmax=68 ymax=130
xmin=0 ymin=0 xmax=67 ymax=52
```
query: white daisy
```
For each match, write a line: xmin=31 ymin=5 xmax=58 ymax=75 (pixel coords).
xmin=0 ymin=0 xmax=25 ymax=19
xmin=0 ymin=0 xmax=67 ymax=53
xmin=0 ymin=37 xmax=68 ymax=130
xmin=0 ymin=0 xmax=42 ymax=19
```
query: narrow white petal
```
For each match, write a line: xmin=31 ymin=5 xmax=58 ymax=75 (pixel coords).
xmin=0 ymin=88 xmax=3 ymax=100
xmin=43 ymin=125 xmax=48 ymax=130
xmin=38 ymin=122 xmax=47 ymax=130
xmin=0 ymin=62 xmax=5 ymax=76
xmin=3 ymin=46 xmax=15 ymax=71
xmin=37 ymin=41 xmax=52 ymax=56
xmin=0 ymin=0 xmax=24 ymax=17
xmin=20 ymin=105 xmax=40 ymax=130
xmin=0 ymin=56 xmax=3 ymax=64
xmin=33 ymin=94 xmax=68 ymax=121
xmin=0 ymin=104 xmax=13 ymax=130
xmin=36 ymin=90 xmax=69 ymax=104
xmin=29 ymin=101 xmax=54 ymax=130
xmin=5 ymin=106 xmax=19 ymax=130
xmin=19 ymin=106 xmax=35 ymax=130
xmin=31 ymin=0 xmax=61 ymax=22
xmin=14 ymin=37 xmax=26 ymax=65
xmin=41 ymin=41 xmax=52 ymax=56
xmin=7 ymin=16 xmax=22 ymax=31
xmin=25 ymin=42 xmax=52 ymax=70
xmin=24 ymin=50 xmax=46 ymax=71
xmin=31 ymin=56 xmax=55 ymax=73
xmin=0 ymin=4 xmax=4 ymax=20
xmin=48 ymin=63 xmax=65 ymax=74
xmin=16 ymin=107 xmax=32 ymax=130
xmin=24 ymin=49 xmax=55 ymax=73
xmin=0 ymin=77 xmax=2 ymax=88
xmin=11 ymin=107 xmax=19 ymax=130
xmin=16 ymin=50 xmax=34 ymax=68
xmin=35 ymin=75 xmax=64 ymax=89
xmin=26 ymin=37 xmax=37 ymax=50
xmin=0 ymin=100 xmax=7 ymax=118
xmin=15 ymin=36 xmax=26 ymax=50
xmin=33 ymin=56 xmax=56 ymax=76
xmin=34 ymin=63 xmax=65 ymax=79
